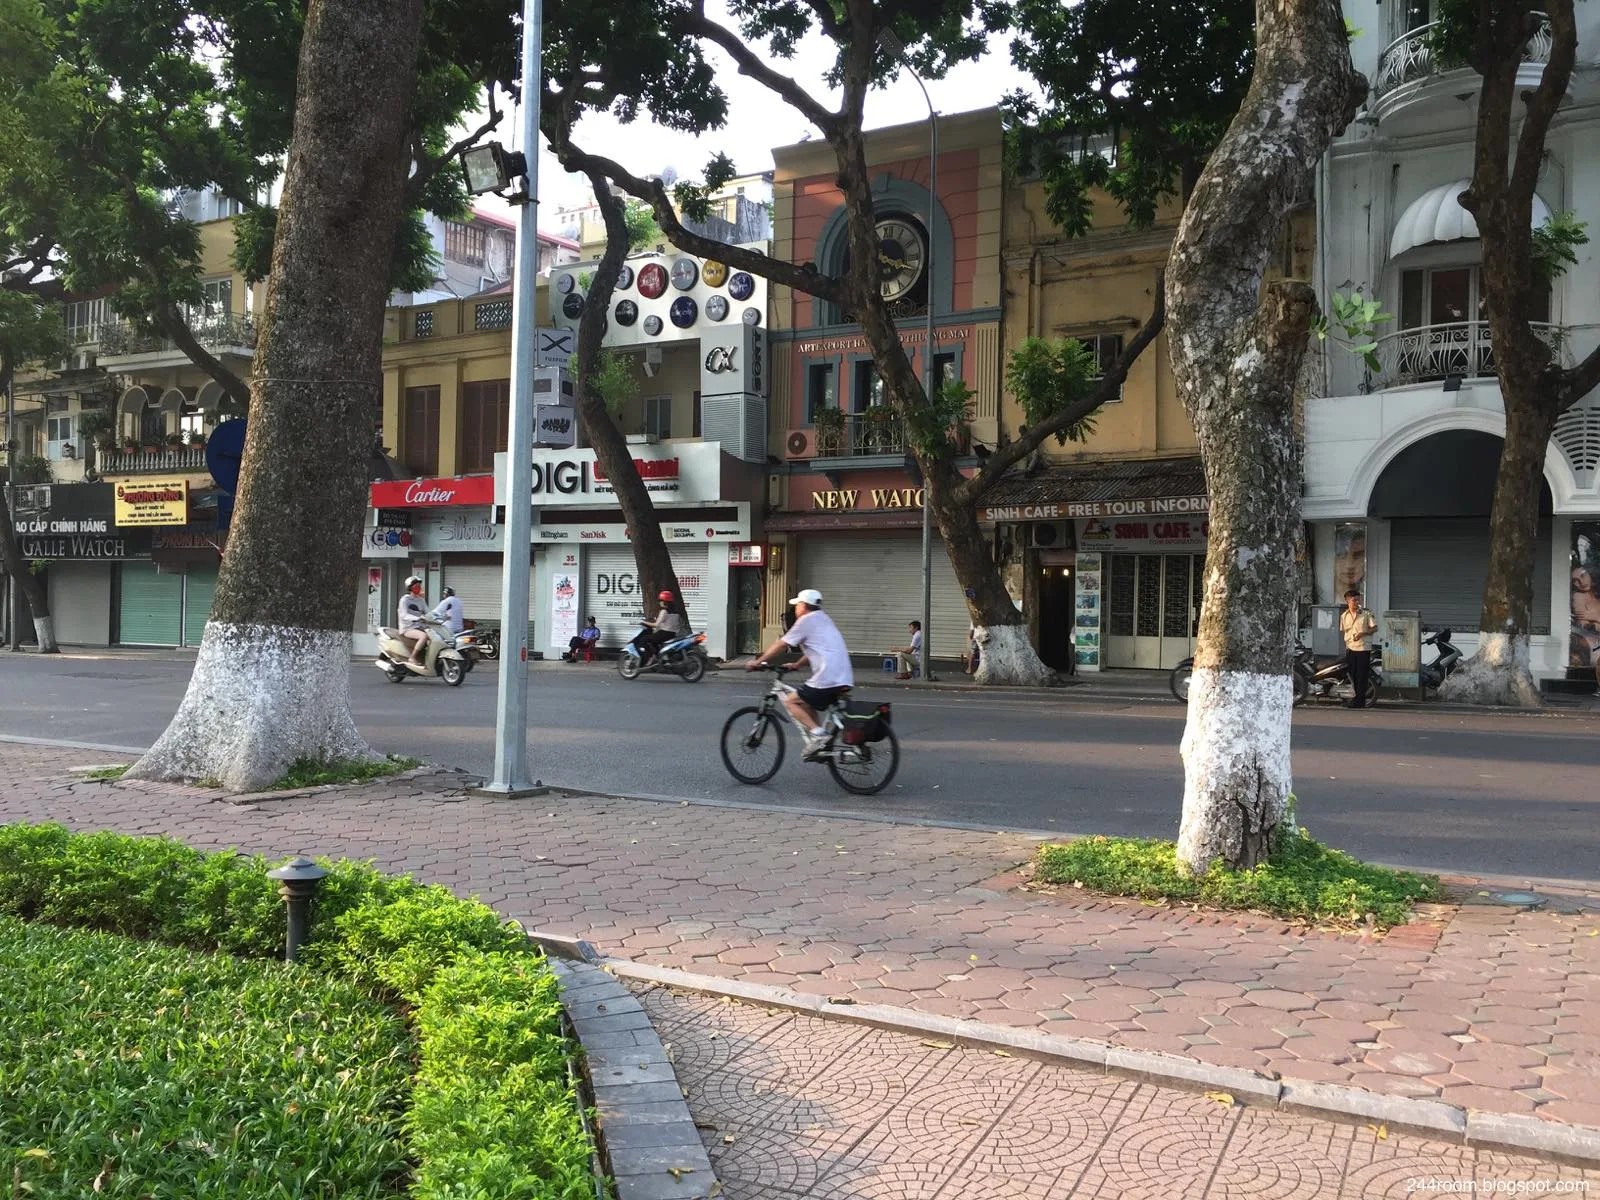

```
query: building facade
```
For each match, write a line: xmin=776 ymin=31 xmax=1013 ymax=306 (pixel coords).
xmin=1306 ymin=2 xmax=1600 ymax=686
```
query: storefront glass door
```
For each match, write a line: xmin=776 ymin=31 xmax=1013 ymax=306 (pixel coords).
xmin=1105 ymin=554 xmax=1204 ymax=668
xmin=733 ymin=569 xmax=763 ymax=656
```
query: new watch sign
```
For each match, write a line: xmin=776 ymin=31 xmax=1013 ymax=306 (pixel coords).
xmin=114 ymin=478 xmax=189 ymax=527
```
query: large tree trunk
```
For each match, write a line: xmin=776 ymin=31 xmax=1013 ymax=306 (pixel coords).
xmin=1166 ymin=0 xmax=1365 ymax=873
xmin=571 ymin=173 xmax=683 ymax=615
xmin=126 ymin=0 xmax=425 ymax=791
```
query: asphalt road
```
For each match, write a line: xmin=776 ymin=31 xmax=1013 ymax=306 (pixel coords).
xmin=2 ymin=650 xmax=1596 ymax=884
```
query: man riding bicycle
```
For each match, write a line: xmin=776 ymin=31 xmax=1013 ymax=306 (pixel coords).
xmin=747 ymin=587 xmax=853 ymax=760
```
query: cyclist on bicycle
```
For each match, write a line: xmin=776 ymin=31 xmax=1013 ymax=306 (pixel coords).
xmin=747 ymin=587 xmax=853 ymax=760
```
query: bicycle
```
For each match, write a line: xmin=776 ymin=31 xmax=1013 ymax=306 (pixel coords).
xmin=719 ymin=665 xmax=900 ymax=795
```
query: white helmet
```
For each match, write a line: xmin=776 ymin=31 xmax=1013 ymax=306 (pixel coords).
xmin=404 ymin=575 xmax=423 ymax=590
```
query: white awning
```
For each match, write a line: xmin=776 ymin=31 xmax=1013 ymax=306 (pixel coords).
xmin=1390 ymin=179 xmax=1553 ymax=258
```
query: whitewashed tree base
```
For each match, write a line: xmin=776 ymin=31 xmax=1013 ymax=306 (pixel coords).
xmin=32 ymin=616 xmax=58 ymax=654
xmin=973 ymin=623 xmax=1062 ymax=687
xmin=1439 ymin=632 xmax=1542 ymax=708
xmin=1177 ymin=668 xmax=1293 ymax=874
xmin=125 ymin=622 xmax=374 ymax=792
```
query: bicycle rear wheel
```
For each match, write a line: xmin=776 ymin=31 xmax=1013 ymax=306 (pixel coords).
xmin=828 ymin=727 xmax=900 ymax=795
xmin=720 ymin=706 xmax=785 ymax=785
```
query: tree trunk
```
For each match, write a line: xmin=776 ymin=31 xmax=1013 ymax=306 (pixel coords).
xmin=571 ymin=174 xmax=683 ymax=616
xmin=1166 ymin=0 xmax=1365 ymax=873
xmin=126 ymin=0 xmax=425 ymax=791
xmin=0 ymin=363 xmax=57 ymax=653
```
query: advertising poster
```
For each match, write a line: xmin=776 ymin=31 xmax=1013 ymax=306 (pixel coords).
xmin=1075 ymin=552 xmax=1103 ymax=670
xmin=367 ymin=568 xmax=383 ymax=633
xmin=1572 ymin=522 xmax=1600 ymax=675
xmin=1334 ymin=522 xmax=1367 ymax=601
xmin=114 ymin=478 xmax=189 ymax=527
xmin=551 ymin=570 xmax=579 ymax=649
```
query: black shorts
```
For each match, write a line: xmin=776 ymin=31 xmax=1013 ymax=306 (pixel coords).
xmin=796 ymin=684 xmax=849 ymax=711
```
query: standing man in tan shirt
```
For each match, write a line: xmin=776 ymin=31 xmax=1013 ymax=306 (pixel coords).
xmin=1339 ymin=589 xmax=1378 ymax=708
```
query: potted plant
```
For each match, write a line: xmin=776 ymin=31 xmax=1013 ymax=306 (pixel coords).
xmin=814 ymin=406 xmax=846 ymax=456
xmin=188 ymin=429 xmax=207 ymax=449
xmin=165 ymin=431 xmax=183 ymax=448
xmin=122 ymin=435 xmax=140 ymax=454
xmin=862 ymin=404 xmax=898 ymax=453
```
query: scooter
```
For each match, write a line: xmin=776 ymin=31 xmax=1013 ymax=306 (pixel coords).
xmin=473 ymin=623 xmax=499 ymax=660
xmin=374 ymin=621 xmax=470 ymax=686
xmin=1303 ymin=641 xmax=1383 ymax=705
xmin=1170 ymin=641 xmax=1314 ymax=706
xmin=618 ymin=626 xmax=708 ymax=683
xmin=1419 ymin=627 xmax=1462 ymax=695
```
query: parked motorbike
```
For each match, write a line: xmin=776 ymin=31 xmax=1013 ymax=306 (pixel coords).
xmin=1302 ymin=640 xmax=1383 ymax=705
xmin=453 ymin=624 xmax=486 ymax=663
xmin=618 ymin=626 xmax=708 ymax=683
xmin=374 ymin=621 xmax=470 ymax=686
xmin=1170 ymin=642 xmax=1314 ymax=707
xmin=473 ymin=623 xmax=500 ymax=660
xmin=1419 ymin=627 xmax=1462 ymax=695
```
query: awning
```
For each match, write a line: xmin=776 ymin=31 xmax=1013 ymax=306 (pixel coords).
xmin=1389 ymin=180 xmax=1552 ymax=259
xmin=977 ymin=457 xmax=1208 ymax=523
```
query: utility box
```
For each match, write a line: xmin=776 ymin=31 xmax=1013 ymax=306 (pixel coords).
xmin=1309 ymin=605 xmax=1345 ymax=661
xmin=1382 ymin=610 xmax=1422 ymax=692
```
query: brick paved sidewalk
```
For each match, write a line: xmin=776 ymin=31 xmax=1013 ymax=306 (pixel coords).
xmin=4 ymin=739 xmax=1598 ymax=1162
xmin=641 ymin=986 xmax=1598 ymax=1198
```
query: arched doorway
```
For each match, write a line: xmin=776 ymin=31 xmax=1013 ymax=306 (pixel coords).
xmin=1370 ymin=429 xmax=1553 ymax=633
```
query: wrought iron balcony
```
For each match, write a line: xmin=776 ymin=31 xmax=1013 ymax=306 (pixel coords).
xmin=97 ymin=314 xmax=257 ymax=358
xmin=814 ymin=410 xmax=908 ymax=458
xmin=99 ymin=445 xmax=210 ymax=474
xmin=1374 ymin=15 xmax=1551 ymax=98
xmin=1371 ymin=320 xmax=1570 ymax=388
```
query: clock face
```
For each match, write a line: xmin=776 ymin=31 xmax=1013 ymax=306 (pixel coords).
xmin=705 ymin=295 xmax=729 ymax=322
xmin=742 ymin=306 xmax=761 ymax=326
xmin=555 ymin=272 xmax=576 ymax=294
xmin=670 ymin=258 xmax=699 ymax=290
xmin=728 ymin=272 xmax=755 ymax=301
xmin=614 ymin=299 xmax=638 ymax=326
xmin=669 ymin=296 xmax=698 ymax=328
xmin=616 ymin=265 xmax=634 ymax=291
xmin=875 ymin=217 xmax=927 ymax=302
xmin=702 ymin=260 xmax=729 ymax=287
xmin=637 ymin=262 xmax=668 ymax=299
xmin=561 ymin=292 xmax=585 ymax=319
xmin=643 ymin=314 xmax=663 ymax=336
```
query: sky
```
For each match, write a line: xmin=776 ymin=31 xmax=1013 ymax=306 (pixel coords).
xmin=477 ymin=6 xmax=1037 ymax=228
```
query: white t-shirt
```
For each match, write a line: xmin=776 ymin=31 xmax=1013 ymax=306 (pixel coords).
xmin=782 ymin=609 xmax=854 ymax=690
xmin=910 ymin=629 xmax=923 ymax=656
xmin=432 ymin=595 xmax=464 ymax=635
xmin=398 ymin=594 xmax=428 ymax=631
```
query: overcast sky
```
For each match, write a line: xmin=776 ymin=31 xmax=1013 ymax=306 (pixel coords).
xmin=478 ymin=7 xmax=1037 ymax=228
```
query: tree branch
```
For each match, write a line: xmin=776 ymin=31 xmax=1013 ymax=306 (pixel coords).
xmin=153 ymin=304 xmax=252 ymax=411
xmin=1555 ymin=341 xmax=1600 ymax=412
xmin=1511 ymin=0 xmax=1574 ymax=205
xmin=404 ymin=89 xmax=504 ymax=206
xmin=675 ymin=1 xmax=841 ymax=133
xmin=957 ymin=277 xmax=1166 ymax=506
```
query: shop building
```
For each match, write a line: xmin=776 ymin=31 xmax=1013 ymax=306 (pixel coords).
xmin=763 ymin=109 xmax=1004 ymax=659
xmin=1306 ymin=0 xmax=1600 ymax=686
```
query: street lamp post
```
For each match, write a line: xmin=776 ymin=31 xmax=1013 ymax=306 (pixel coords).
xmin=881 ymin=32 xmax=937 ymax=682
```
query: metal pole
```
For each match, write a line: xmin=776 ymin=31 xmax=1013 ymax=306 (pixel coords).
xmin=485 ymin=0 xmax=542 ymax=795
xmin=4 ymin=370 xmax=15 ymax=651
xmin=919 ymin=101 xmax=938 ymax=682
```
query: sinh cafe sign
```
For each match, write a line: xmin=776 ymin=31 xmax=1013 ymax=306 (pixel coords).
xmin=811 ymin=487 xmax=924 ymax=510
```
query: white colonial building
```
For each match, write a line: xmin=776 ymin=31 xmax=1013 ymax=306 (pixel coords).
xmin=1307 ymin=2 xmax=1600 ymax=687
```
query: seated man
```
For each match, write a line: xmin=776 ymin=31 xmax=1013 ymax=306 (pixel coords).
xmin=747 ymin=588 xmax=854 ymax=760
xmin=891 ymin=619 xmax=922 ymax=679
xmin=565 ymin=616 xmax=601 ymax=662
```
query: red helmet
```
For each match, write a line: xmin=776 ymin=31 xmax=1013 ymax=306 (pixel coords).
xmin=658 ymin=590 xmax=674 ymax=601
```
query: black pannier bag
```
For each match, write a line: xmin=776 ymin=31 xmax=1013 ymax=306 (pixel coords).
xmin=840 ymin=701 xmax=892 ymax=745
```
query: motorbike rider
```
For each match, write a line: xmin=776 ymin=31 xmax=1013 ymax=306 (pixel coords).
xmin=398 ymin=575 xmax=432 ymax=671
xmin=635 ymin=590 xmax=685 ymax=664
xmin=747 ymin=587 xmax=853 ymax=761
xmin=430 ymin=586 xmax=464 ymax=637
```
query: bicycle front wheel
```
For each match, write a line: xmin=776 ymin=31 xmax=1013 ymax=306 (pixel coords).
xmin=720 ymin=706 xmax=785 ymax=785
xmin=828 ymin=727 xmax=900 ymax=796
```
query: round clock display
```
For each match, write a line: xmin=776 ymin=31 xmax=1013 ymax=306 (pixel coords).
xmin=670 ymin=258 xmax=699 ymax=291
xmin=669 ymin=296 xmax=698 ymax=328
xmin=637 ymin=262 xmax=668 ymax=299
xmin=561 ymin=293 xmax=585 ymax=319
xmin=555 ymin=272 xmax=576 ymax=294
xmin=643 ymin=314 xmax=663 ymax=336
xmin=613 ymin=299 xmax=638 ymax=326
xmin=702 ymin=260 xmax=729 ymax=287
xmin=742 ymin=306 xmax=761 ymax=326
xmin=875 ymin=217 xmax=927 ymax=302
xmin=728 ymin=271 xmax=755 ymax=301
xmin=705 ymin=295 xmax=729 ymax=322
xmin=616 ymin=264 xmax=634 ymax=291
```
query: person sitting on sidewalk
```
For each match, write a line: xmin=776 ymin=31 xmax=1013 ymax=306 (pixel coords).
xmin=563 ymin=617 xmax=601 ymax=663
xmin=891 ymin=620 xmax=922 ymax=679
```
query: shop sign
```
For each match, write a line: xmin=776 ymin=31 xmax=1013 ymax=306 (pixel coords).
xmin=535 ymin=405 xmax=576 ymax=448
xmin=19 ymin=532 xmax=147 ymax=559
xmin=495 ymin=442 xmax=724 ymax=508
xmin=114 ymin=479 xmax=189 ymax=527
xmin=796 ymin=326 xmax=971 ymax=355
xmin=728 ymin=543 xmax=766 ymax=566
xmin=980 ymin=495 xmax=1208 ymax=523
xmin=411 ymin=510 xmax=504 ymax=552
xmin=14 ymin=514 xmax=111 ymax=536
xmin=534 ymin=518 xmax=748 ymax=544
xmin=1075 ymin=516 xmax=1209 ymax=554
xmin=699 ymin=322 xmax=767 ymax=399
xmin=365 ymin=526 xmax=414 ymax=558
xmin=369 ymin=475 xmax=496 ymax=508
xmin=375 ymin=507 xmax=412 ymax=528
xmin=810 ymin=487 xmax=924 ymax=511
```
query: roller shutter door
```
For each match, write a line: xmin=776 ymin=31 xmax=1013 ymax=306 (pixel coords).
xmin=118 ymin=563 xmax=182 ymax=646
xmin=1389 ymin=517 xmax=1552 ymax=634
xmin=182 ymin=566 xmax=218 ymax=647
xmin=797 ymin=535 xmax=969 ymax=658
xmin=441 ymin=562 xmax=536 ymax=644
xmin=585 ymin=545 xmax=709 ymax=651
xmin=47 ymin=563 xmax=111 ymax=645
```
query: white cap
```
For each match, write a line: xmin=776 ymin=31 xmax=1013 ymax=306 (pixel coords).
xmin=789 ymin=588 xmax=823 ymax=607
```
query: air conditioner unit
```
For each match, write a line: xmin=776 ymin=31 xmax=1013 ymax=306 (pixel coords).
xmin=74 ymin=349 xmax=96 ymax=371
xmin=1028 ymin=521 xmax=1071 ymax=549
xmin=784 ymin=428 xmax=817 ymax=460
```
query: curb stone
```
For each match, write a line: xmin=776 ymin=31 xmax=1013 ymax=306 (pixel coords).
xmin=604 ymin=959 xmax=1600 ymax=1167
xmin=549 ymin=959 xmax=720 ymax=1200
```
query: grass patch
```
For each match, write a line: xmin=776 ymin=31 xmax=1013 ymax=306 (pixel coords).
xmin=1 ymin=915 xmax=412 ymax=1198
xmin=0 ymin=823 xmax=599 ymax=1199
xmin=82 ymin=765 xmax=128 ymax=781
xmin=1033 ymin=828 xmax=1444 ymax=928
xmin=272 ymin=755 xmax=422 ymax=791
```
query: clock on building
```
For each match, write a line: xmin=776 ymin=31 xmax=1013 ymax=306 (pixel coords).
xmin=702 ymin=260 xmax=729 ymax=287
xmin=728 ymin=272 xmax=755 ymax=301
xmin=555 ymin=272 xmax=576 ymax=294
xmin=614 ymin=299 xmax=638 ymax=326
xmin=705 ymin=295 xmax=729 ymax=322
xmin=875 ymin=217 xmax=926 ymax=302
xmin=638 ymin=262 xmax=668 ymax=299
xmin=670 ymin=257 xmax=700 ymax=291
xmin=670 ymin=296 xmax=698 ymax=328
xmin=616 ymin=264 xmax=634 ymax=291
xmin=643 ymin=314 xmax=663 ymax=336
xmin=561 ymin=292 xmax=585 ymax=319
xmin=741 ymin=306 xmax=761 ymax=326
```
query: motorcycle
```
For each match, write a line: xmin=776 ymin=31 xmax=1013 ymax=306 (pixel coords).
xmin=618 ymin=626 xmax=708 ymax=683
xmin=1170 ymin=642 xmax=1314 ymax=707
xmin=473 ymin=623 xmax=500 ymax=660
xmin=453 ymin=624 xmax=486 ymax=663
xmin=1302 ymin=640 xmax=1383 ymax=705
xmin=1419 ymin=627 xmax=1462 ymax=695
xmin=374 ymin=621 xmax=471 ymax=686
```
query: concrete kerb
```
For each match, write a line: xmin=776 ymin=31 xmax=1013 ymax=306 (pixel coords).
xmin=601 ymin=958 xmax=1600 ymax=1168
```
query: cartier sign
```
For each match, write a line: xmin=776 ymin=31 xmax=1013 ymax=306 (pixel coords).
xmin=369 ymin=474 xmax=496 ymax=508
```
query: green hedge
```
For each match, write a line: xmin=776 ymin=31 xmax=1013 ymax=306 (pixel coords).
xmin=0 ymin=822 xmax=599 ymax=1199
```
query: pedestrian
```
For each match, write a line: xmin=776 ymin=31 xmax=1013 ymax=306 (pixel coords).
xmin=891 ymin=620 xmax=922 ymax=679
xmin=1339 ymin=588 xmax=1378 ymax=708
xmin=963 ymin=622 xmax=980 ymax=675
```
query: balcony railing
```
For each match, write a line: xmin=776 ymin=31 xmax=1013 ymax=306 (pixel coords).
xmin=1375 ymin=15 xmax=1551 ymax=98
xmin=815 ymin=410 xmax=907 ymax=458
xmin=1372 ymin=320 xmax=1570 ymax=388
xmin=97 ymin=314 xmax=257 ymax=357
xmin=99 ymin=446 xmax=209 ymax=474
